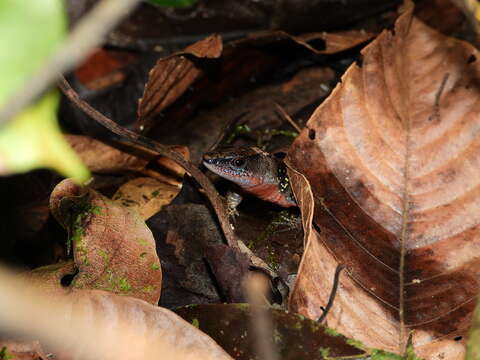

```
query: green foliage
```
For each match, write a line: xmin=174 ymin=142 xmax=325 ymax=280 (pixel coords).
xmin=0 ymin=0 xmax=89 ymax=181
xmin=146 ymin=0 xmax=196 ymax=7
xmin=0 ymin=0 xmax=66 ymax=106
xmin=0 ymin=91 xmax=89 ymax=181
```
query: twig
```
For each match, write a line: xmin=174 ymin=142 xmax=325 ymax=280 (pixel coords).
xmin=274 ymin=103 xmax=302 ymax=133
xmin=58 ymin=77 xmax=238 ymax=249
xmin=318 ymin=264 xmax=345 ymax=323
xmin=0 ymin=0 xmax=143 ymax=128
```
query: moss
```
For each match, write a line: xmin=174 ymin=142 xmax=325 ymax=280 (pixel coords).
xmin=234 ymin=303 xmax=249 ymax=310
xmin=139 ymin=252 xmax=147 ymax=258
xmin=266 ymin=247 xmax=280 ymax=271
xmin=308 ymin=319 xmax=323 ymax=332
xmin=142 ymin=285 xmax=154 ymax=293
xmin=324 ymin=327 xmax=341 ymax=337
xmin=97 ymin=270 xmax=131 ymax=293
xmin=136 ymin=238 xmax=150 ymax=247
xmin=97 ymin=249 xmax=109 ymax=262
xmin=273 ymin=329 xmax=282 ymax=344
xmin=296 ymin=313 xmax=305 ymax=321
xmin=118 ymin=277 xmax=131 ymax=292
xmin=151 ymin=263 xmax=160 ymax=271
xmin=292 ymin=319 xmax=303 ymax=330
xmin=151 ymin=190 xmax=160 ymax=197
xmin=253 ymin=209 xmax=299 ymax=271
xmin=370 ymin=349 xmax=403 ymax=360
xmin=224 ymin=124 xmax=252 ymax=145
xmin=67 ymin=203 xmax=102 ymax=254
xmin=405 ymin=345 xmax=423 ymax=360
xmin=0 ymin=346 xmax=12 ymax=360
xmin=183 ymin=304 xmax=198 ymax=309
xmin=318 ymin=347 xmax=330 ymax=359
xmin=346 ymin=338 xmax=366 ymax=351
xmin=191 ymin=318 xmax=200 ymax=328
xmin=91 ymin=205 xmax=102 ymax=215
xmin=75 ymin=243 xmax=89 ymax=265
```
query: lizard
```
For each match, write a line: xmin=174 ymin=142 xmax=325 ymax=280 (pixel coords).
xmin=202 ymin=147 xmax=297 ymax=214
xmin=204 ymin=147 xmax=346 ymax=323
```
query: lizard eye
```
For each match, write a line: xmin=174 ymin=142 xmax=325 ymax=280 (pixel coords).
xmin=232 ymin=158 xmax=246 ymax=168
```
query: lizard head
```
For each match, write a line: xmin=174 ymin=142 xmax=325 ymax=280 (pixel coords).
xmin=203 ymin=147 xmax=275 ymax=187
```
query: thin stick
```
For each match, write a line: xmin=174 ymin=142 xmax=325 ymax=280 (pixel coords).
xmin=58 ymin=77 xmax=238 ymax=249
xmin=274 ymin=103 xmax=302 ymax=133
xmin=318 ymin=264 xmax=345 ymax=323
xmin=0 ymin=0 xmax=143 ymax=128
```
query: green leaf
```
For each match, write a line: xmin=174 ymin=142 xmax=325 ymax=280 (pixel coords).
xmin=0 ymin=0 xmax=66 ymax=106
xmin=146 ymin=0 xmax=196 ymax=8
xmin=0 ymin=91 xmax=89 ymax=181
xmin=0 ymin=0 xmax=89 ymax=181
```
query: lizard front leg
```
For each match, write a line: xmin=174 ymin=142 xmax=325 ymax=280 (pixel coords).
xmin=226 ymin=191 xmax=243 ymax=218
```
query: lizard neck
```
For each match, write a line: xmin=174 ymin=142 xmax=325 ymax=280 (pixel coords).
xmin=242 ymin=161 xmax=295 ymax=207
xmin=203 ymin=147 xmax=296 ymax=207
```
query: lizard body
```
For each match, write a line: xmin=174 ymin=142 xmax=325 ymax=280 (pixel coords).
xmin=203 ymin=147 xmax=296 ymax=208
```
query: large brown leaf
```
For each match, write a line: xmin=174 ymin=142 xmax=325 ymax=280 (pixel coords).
xmin=287 ymin=3 xmax=480 ymax=358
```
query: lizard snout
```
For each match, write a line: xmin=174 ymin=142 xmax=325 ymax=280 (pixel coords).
xmin=203 ymin=157 xmax=217 ymax=165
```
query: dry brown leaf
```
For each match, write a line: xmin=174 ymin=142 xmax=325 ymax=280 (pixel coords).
xmin=246 ymin=30 xmax=375 ymax=55
xmin=137 ymin=34 xmax=223 ymax=131
xmin=50 ymin=179 xmax=161 ymax=304
xmin=0 ymin=267 xmax=233 ymax=360
xmin=65 ymin=135 xmax=148 ymax=174
xmin=155 ymin=144 xmax=189 ymax=182
xmin=112 ymin=177 xmax=181 ymax=220
xmin=287 ymin=2 xmax=480 ymax=358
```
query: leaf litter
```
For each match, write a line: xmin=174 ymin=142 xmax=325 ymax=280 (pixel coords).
xmin=5 ymin=1 xmax=480 ymax=359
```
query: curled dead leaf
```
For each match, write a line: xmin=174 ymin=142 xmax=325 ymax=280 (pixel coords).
xmin=50 ymin=179 xmax=161 ymax=304
xmin=137 ymin=34 xmax=223 ymax=131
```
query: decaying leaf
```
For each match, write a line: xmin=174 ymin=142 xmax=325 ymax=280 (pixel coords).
xmin=175 ymin=303 xmax=366 ymax=360
xmin=65 ymin=135 xmax=148 ymax=174
xmin=113 ymin=176 xmax=181 ymax=220
xmin=205 ymin=243 xmax=251 ymax=303
xmin=287 ymin=2 xmax=480 ymax=358
xmin=148 ymin=204 xmax=224 ymax=308
xmin=49 ymin=179 xmax=161 ymax=304
xmin=245 ymin=29 xmax=375 ymax=55
xmin=137 ymin=34 xmax=223 ymax=131
xmin=75 ymin=48 xmax=138 ymax=90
